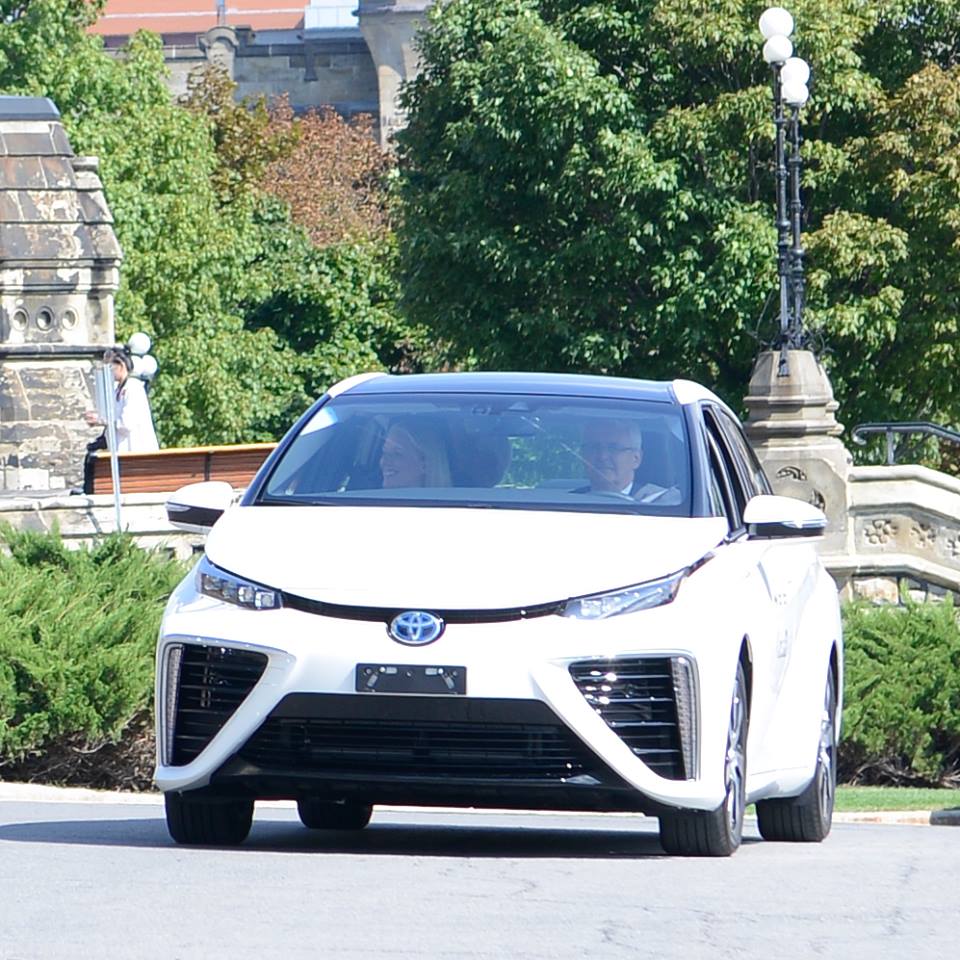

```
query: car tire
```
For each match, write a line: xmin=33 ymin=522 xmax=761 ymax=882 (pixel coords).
xmin=297 ymin=798 xmax=373 ymax=830
xmin=164 ymin=792 xmax=254 ymax=846
xmin=659 ymin=661 xmax=748 ymax=857
xmin=757 ymin=666 xmax=837 ymax=843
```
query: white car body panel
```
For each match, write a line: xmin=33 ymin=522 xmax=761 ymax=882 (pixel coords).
xmin=204 ymin=507 xmax=729 ymax=609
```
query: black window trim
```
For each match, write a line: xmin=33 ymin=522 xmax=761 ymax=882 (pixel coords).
xmin=702 ymin=417 xmax=744 ymax=537
xmin=711 ymin=405 xmax=772 ymax=498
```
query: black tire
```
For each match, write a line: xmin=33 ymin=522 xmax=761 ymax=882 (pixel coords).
xmin=757 ymin=666 xmax=837 ymax=843
xmin=659 ymin=662 xmax=748 ymax=857
xmin=297 ymin=798 xmax=373 ymax=831
xmin=164 ymin=792 xmax=254 ymax=846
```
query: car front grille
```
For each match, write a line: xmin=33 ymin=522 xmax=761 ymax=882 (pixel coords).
xmin=236 ymin=695 xmax=600 ymax=782
xmin=169 ymin=644 xmax=268 ymax=766
xmin=569 ymin=656 xmax=697 ymax=780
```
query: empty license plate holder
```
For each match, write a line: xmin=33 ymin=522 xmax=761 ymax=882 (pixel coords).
xmin=355 ymin=664 xmax=466 ymax=695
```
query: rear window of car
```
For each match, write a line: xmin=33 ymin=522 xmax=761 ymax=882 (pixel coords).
xmin=258 ymin=392 xmax=692 ymax=516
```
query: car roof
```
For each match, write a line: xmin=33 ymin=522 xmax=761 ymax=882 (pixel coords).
xmin=333 ymin=371 xmax=721 ymax=406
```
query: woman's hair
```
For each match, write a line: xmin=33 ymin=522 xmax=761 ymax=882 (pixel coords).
xmin=103 ymin=346 xmax=133 ymax=372
xmin=388 ymin=418 xmax=451 ymax=487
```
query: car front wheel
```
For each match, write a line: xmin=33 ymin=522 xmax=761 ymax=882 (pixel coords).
xmin=164 ymin=792 xmax=254 ymax=846
xmin=659 ymin=661 xmax=748 ymax=857
xmin=756 ymin=666 xmax=837 ymax=842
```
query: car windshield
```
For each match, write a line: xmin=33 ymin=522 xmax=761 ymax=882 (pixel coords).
xmin=258 ymin=392 xmax=692 ymax=515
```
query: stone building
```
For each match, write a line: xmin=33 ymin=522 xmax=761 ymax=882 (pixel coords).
xmin=92 ymin=1 xmax=432 ymax=146
xmin=0 ymin=97 xmax=121 ymax=492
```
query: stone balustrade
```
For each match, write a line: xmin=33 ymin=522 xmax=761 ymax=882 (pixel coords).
xmin=831 ymin=464 xmax=960 ymax=602
xmin=0 ymin=489 xmax=202 ymax=560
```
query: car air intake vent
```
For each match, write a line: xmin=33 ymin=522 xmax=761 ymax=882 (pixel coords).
xmin=238 ymin=698 xmax=597 ymax=782
xmin=569 ymin=657 xmax=697 ymax=781
xmin=170 ymin=644 xmax=268 ymax=766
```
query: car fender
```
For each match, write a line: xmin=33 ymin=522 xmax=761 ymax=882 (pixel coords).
xmin=754 ymin=563 xmax=842 ymax=797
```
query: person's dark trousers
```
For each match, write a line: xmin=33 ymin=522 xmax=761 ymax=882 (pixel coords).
xmin=83 ymin=434 xmax=107 ymax=493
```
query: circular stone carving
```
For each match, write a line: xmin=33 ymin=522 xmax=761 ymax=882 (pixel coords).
xmin=61 ymin=309 xmax=78 ymax=330
xmin=11 ymin=309 xmax=27 ymax=330
xmin=35 ymin=308 xmax=55 ymax=331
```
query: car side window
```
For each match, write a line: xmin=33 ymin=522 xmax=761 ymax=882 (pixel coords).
xmin=703 ymin=424 xmax=742 ymax=532
xmin=703 ymin=409 xmax=749 ymax=532
xmin=704 ymin=447 xmax=727 ymax=517
xmin=715 ymin=409 xmax=772 ymax=496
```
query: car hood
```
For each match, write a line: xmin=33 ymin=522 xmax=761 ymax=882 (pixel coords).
xmin=205 ymin=506 xmax=728 ymax=610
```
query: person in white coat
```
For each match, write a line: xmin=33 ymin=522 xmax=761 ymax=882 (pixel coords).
xmin=82 ymin=346 xmax=159 ymax=491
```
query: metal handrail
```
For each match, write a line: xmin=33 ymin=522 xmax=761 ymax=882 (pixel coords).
xmin=851 ymin=421 xmax=960 ymax=465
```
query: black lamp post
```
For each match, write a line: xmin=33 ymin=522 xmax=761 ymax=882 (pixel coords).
xmin=760 ymin=7 xmax=810 ymax=375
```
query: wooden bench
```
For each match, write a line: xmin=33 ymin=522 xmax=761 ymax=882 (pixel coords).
xmin=88 ymin=443 xmax=277 ymax=495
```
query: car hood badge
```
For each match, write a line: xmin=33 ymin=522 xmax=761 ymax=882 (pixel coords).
xmin=389 ymin=610 xmax=445 ymax=645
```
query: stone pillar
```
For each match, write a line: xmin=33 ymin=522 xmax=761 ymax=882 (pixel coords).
xmin=358 ymin=0 xmax=431 ymax=146
xmin=0 ymin=97 xmax=121 ymax=491
xmin=744 ymin=349 xmax=852 ymax=556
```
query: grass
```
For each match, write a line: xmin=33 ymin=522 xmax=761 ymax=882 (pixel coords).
xmin=834 ymin=786 xmax=959 ymax=812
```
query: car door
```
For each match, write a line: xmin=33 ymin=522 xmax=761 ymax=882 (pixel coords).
xmin=716 ymin=406 xmax=816 ymax=671
xmin=701 ymin=406 xmax=800 ymax=766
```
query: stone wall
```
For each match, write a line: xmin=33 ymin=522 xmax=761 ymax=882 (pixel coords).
xmin=836 ymin=465 xmax=960 ymax=603
xmin=105 ymin=2 xmax=433 ymax=146
xmin=160 ymin=26 xmax=380 ymax=119
xmin=0 ymin=489 xmax=202 ymax=560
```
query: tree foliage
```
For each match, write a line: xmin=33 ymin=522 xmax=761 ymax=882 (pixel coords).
xmin=0 ymin=1 xmax=408 ymax=446
xmin=397 ymin=0 xmax=960 ymax=430
xmin=264 ymin=99 xmax=393 ymax=246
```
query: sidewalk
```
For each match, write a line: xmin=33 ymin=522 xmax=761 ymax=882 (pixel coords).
xmin=1 ymin=781 xmax=958 ymax=824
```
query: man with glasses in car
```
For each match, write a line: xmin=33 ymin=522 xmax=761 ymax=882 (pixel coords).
xmin=579 ymin=419 xmax=679 ymax=504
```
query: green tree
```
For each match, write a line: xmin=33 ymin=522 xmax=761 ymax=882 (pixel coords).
xmin=397 ymin=0 xmax=960 ymax=433
xmin=181 ymin=65 xmax=297 ymax=206
xmin=0 ymin=3 xmax=299 ymax=444
xmin=0 ymin=2 xmax=412 ymax=446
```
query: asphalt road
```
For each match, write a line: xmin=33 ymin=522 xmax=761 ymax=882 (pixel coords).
xmin=0 ymin=794 xmax=955 ymax=960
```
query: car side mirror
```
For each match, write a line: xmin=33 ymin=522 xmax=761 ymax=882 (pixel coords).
xmin=743 ymin=494 xmax=827 ymax=539
xmin=166 ymin=480 xmax=235 ymax=532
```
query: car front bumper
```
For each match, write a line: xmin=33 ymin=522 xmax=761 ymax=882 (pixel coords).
xmin=155 ymin=579 xmax=737 ymax=814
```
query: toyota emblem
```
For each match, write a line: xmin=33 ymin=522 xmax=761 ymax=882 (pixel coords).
xmin=388 ymin=610 xmax=445 ymax=646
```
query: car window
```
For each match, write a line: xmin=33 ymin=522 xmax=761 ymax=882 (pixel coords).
xmin=704 ymin=428 xmax=740 ymax=531
xmin=703 ymin=409 xmax=748 ymax=532
xmin=259 ymin=393 xmax=694 ymax=517
xmin=715 ymin=408 xmax=771 ymax=497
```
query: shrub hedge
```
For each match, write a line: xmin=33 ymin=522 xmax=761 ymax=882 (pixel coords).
xmin=840 ymin=597 xmax=960 ymax=786
xmin=0 ymin=527 xmax=184 ymax=788
xmin=0 ymin=527 xmax=958 ymax=789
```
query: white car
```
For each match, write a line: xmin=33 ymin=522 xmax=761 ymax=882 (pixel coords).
xmin=157 ymin=372 xmax=842 ymax=856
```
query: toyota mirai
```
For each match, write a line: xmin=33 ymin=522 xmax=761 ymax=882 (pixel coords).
xmin=157 ymin=371 xmax=842 ymax=856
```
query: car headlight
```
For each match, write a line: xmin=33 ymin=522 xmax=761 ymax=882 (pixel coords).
xmin=197 ymin=555 xmax=281 ymax=610
xmin=562 ymin=570 xmax=686 ymax=620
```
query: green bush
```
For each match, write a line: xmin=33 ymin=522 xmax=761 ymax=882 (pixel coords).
xmin=0 ymin=527 xmax=185 ymax=783
xmin=841 ymin=598 xmax=960 ymax=786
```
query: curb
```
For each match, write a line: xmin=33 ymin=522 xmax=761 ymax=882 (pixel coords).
xmin=0 ymin=783 xmax=958 ymax=824
xmin=0 ymin=782 xmax=162 ymax=804
xmin=833 ymin=809 xmax=960 ymax=826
